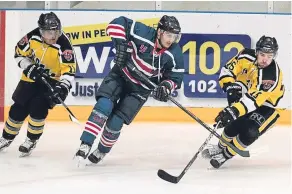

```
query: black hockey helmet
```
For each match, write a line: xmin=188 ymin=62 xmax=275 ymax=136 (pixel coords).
xmin=38 ymin=12 xmax=61 ymax=40
xmin=256 ymin=35 xmax=278 ymax=54
xmin=158 ymin=15 xmax=181 ymax=34
xmin=157 ymin=15 xmax=181 ymax=45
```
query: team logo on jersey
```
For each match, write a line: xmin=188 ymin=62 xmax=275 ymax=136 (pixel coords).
xmin=241 ymin=68 xmax=248 ymax=75
xmin=18 ymin=35 xmax=28 ymax=46
xmin=62 ymin=50 xmax=73 ymax=61
xmin=262 ymin=80 xmax=275 ymax=90
xmin=139 ymin=45 xmax=147 ymax=53
xmin=249 ymin=112 xmax=265 ymax=126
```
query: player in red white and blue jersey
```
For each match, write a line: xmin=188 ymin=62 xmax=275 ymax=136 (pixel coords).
xmin=75 ymin=15 xmax=184 ymax=164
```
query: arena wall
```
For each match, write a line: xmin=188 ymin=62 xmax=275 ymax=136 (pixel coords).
xmin=1 ymin=10 xmax=291 ymax=124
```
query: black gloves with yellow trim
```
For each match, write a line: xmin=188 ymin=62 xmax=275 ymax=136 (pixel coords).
xmin=23 ymin=64 xmax=53 ymax=81
xmin=46 ymin=79 xmax=71 ymax=109
xmin=223 ymin=82 xmax=243 ymax=106
xmin=215 ymin=106 xmax=240 ymax=128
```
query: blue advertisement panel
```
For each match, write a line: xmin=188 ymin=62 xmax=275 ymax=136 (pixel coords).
xmin=181 ymin=34 xmax=251 ymax=98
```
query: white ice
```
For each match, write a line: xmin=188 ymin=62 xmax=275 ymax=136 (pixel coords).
xmin=0 ymin=122 xmax=291 ymax=194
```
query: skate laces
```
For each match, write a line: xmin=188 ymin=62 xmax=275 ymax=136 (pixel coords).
xmin=22 ymin=138 xmax=36 ymax=148
xmin=79 ymin=144 xmax=90 ymax=153
xmin=92 ymin=149 xmax=105 ymax=159
xmin=0 ymin=137 xmax=11 ymax=147
xmin=212 ymin=153 xmax=226 ymax=163
xmin=208 ymin=145 xmax=222 ymax=155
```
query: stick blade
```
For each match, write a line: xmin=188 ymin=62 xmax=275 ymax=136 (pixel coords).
xmin=157 ymin=169 xmax=179 ymax=184
xmin=69 ymin=114 xmax=81 ymax=125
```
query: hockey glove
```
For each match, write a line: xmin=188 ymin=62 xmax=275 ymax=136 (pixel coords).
xmin=47 ymin=79 xmax=71 ymax=108
xmin=215 ymin=106 xmax=239 ymax=128
xmin=223 ymin=82 xmax=243 ymax=105
xmin=23 ymin=64 xmax=46 ymax=81
xmin=153 ymin=81 xmax=172 ymax=102
xmin=114 ymin=41 xmax=133 ymax=68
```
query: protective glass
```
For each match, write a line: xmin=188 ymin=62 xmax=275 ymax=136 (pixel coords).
xmin=40 ymin=29 xmax=61 ymax=40
xmin=161 ymin=30 xmax=182 ymax=43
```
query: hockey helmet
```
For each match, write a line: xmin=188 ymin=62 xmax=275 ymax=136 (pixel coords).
xmin=38 ymin=12 xmax=62 ymax=40
xmin=158 ymin=15 xmax=181 ymax=43
xmin=256 ymin=35 xmax=278 ymax=55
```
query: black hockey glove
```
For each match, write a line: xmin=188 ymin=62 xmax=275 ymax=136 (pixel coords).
xmin=23 ymin=64 xmax=46 ymax=81
xmin=223 ymin=82 xmax=242 ymax=105
xmin=114 ymin=41 xmax=133 ymax=68
xmin=47 ymin=79 xmax=71 ymax=108
xmin=215 ymin=106 xmax=239 ymax=128
xmin=153 ymin=81 xmax=172 ymax=102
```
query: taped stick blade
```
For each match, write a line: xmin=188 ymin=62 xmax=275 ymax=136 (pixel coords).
xmin=69 ymin=114 xmax=81 ymax=125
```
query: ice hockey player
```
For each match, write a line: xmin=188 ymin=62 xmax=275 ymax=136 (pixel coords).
xmin=202 ymin=36 xmax=285 ymax=168
xmin=0 ymin=12 xmax=76 ymax=156
xmin=75 ymin=15 xmax=184 ymax=164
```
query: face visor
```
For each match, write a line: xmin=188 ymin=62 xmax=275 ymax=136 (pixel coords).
xmin=40 ymin=29 xmax=61 ymax=40
xmin=160 ymin=30 xmax=182 ymax=43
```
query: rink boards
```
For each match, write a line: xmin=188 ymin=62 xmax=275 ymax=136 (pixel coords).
xmin=0 ymin=10 xmax=291 ymax=124
xmin=2 ymin=106 xmax=291 ymax=125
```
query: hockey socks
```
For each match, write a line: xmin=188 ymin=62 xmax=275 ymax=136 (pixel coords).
xmin=80 ymin=97 xmax=113 ymax=145
xmin=98 ymin=114 xmax=123 ymax=153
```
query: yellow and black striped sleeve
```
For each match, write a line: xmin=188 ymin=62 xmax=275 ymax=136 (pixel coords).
xmin=14 ymin=28 xmax=39 ymax=69
xmin=57 ymin=33 xmax=76 ymax=85
xmin=218 ymin=51 xmax=243 ymax=89
xmin=232 ymin=62 xmax=284 ymax=117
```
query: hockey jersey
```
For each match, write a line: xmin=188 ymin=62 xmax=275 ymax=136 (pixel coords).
xmin=15 ymin=28 xmax=76 ymax=85
xmin=106 ymin=16 xmax=185 ymax=91
xmin=219 ymin=48 xmax=285 ymax=117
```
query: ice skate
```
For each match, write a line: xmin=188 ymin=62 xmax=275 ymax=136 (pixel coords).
xmin=74 ymin=143 xmax=92 ymax=167
xmin=19 ymin=137 xmax=38 ymax=157
xmin=87 ymin=148 xmax=106 ymax=164
xmin=210 ymin=153 xmax=228 ymax=169
xmin=201 ymin=144 xmax=223 ymax=159
xmin=0 ymin=137 xmax=13 ymax=152
xmin=75 ymin=143 xmax=92 ymax=159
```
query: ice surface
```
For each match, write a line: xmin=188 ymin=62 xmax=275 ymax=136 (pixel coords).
xmin=0 ymin=122 xmax=290 ymax=194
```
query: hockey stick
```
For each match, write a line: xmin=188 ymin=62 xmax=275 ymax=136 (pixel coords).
xmin=126 ymin=62 xmax=250 ymax=158
xmin=40 ymin=77 xmax=81 ymax=125
xmin=157 ymin=122 xmax=220 ymax=184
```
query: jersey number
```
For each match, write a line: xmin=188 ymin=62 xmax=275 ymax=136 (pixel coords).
xmin=225 ymin=61 xmax=236 ymax=71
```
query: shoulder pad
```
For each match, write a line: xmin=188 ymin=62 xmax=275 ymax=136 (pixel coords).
xmin=56 ymin=32 xmax=74 ymax=52
xmin=236 ymin=48 xmax=256 ymax=62
xmin=56 ymin=33 xmax=75 ymax=63
xmin=17 ymin=28 xmax=41 ymax=49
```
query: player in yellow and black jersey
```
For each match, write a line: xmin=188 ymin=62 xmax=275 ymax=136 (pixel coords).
xmin=0 ymin=12 xmax=76 ymax=157
xmin=201 ymin=36 xmax=285 ymax=168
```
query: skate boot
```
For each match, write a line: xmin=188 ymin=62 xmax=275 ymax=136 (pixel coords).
xmin=75 ymin=142 xmax=92 ymax=159
xmin=210 ymin=153 xmax=228 ymax=169
xmin=201 ymin=144 xmax=223 ymax=159
xmin=0 ymin=137 xmax=13 ymax=152
xmin=88 ymin=148 xmax=106 ymax=164
xmin=19 ymin=137 xmax=38 ymax=157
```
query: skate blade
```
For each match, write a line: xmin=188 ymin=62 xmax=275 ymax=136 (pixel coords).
xmin=0 ymin=147 xmax=8 ymax=153
xmin=85 ymin=162 xmax=98 ymax=166
xmin=74 ymin=156 xmax=88 ymax=168
xmin=207 ymin=166 xmax=218 ymax=170
xmin=19 ymin=152 xmax=32 ymax=157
